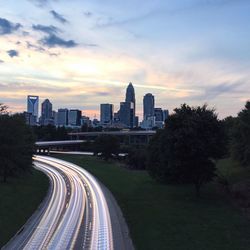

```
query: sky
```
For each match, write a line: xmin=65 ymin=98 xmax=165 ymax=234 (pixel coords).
xmin=0 ymin=0 xmax=250 ymax=120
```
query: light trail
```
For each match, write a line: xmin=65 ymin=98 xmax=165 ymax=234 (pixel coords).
xmin=8 ymin=155 xmax=114 ymax=250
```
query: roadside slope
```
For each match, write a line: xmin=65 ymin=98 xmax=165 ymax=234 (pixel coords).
xmin=0 ymin=169 xmax=49 ymax=247
xmin=55 ymin=154 xmax=250 ymax=250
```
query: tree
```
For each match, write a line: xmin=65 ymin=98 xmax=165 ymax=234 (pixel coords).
xmin=31 ymin=125 xmax=69 ymax=141
xmin=93 ymin=135 xmax=120 ymax=161
xmin=231 ymin=101 xmax=250 ymax=166
xmin=125 ymin=146 xmax=147 ymax=170
xmin=0 ymin=113 xmax=34 ymax=182
xmin=147 ymin=104 xmax=226 ymax=196
xmin=56 ymin=126 xmax=69 ymax=140
xmin=0 ymin=103 xmax=8 ymax=114
xmin=221 ymin=116 xmax=237 ymax=157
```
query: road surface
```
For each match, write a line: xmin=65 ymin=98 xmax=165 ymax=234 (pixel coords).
xmin=5 ymin=155 xmax=113 ymax=250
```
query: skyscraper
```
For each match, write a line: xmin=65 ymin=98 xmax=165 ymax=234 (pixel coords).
xmin=57 ymin=108 xmax=68 ymax=126
xmin=154 ymin=108 xmax=164 ymax=128
xmin=41 ymin=99 xmax=53 ymax=125
xmin=125 ymin=82 xmax=135 ymax=108
xmin=100 ymin=104 xmax=114 ymax=126
xmin=125 ymin=82 xmax=136 ymax=127
xmin=68 ymin=109 xmax=82 ymax=126
xmin=143 ymin=93 xmax=155 ymax=119
xmin=119 ymin=102 xmax=134 ymax=128
xmin=27 ymin=95 xmax=39 ymax=122
xmin=154 ymin=108 xmax=163 ymax=122
xmin=163 ymin=109 xmax=169 ymax=121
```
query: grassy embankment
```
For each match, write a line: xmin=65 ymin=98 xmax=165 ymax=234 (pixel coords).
xmin=0 ymin=170 xmax=49 ymax=247
xmin=217 ymin=158 xmax=250 ymax=184
xmin=56 ymin=154 xmax=250 ymax=250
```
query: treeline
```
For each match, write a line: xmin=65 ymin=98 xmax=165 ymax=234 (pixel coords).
xmin=94 ymin=102 xmax=250 ymax=196
xmin=32 ymin=125 xmax=69 ymax=141
xmin=0 ymin=104 xmax=34 ymax=182
xmin=223 ymin=101 xmax=250 ymax=166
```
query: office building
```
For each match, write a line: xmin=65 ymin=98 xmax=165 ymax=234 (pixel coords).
xmin=92 ymin=118 xmax=100 ymax=128
xmin=41 ymin=99 xmax=53 ymax=125
xmin=114 ymin=111 xmax=120 ymax=123
xmin=154 ymin=108 xmax=163 ymax=121
xmin=143 ymin=93 xmax=155 ymax=119
xmin=52 ymin=111 xmax=58 ymax=125
xmin=57 ymin=108 xmax=68 ymax=126
xmin=154 ymin=108 xmax=164 ymax=128
xmin=68 ymin=109 xmax=82 ymax=126
xmin=163 ymin=109 xmax=169 ymax=121
xmin=100 ymin=104 xmax=114 ymax=126
xmin=23 ymin=111 xmax=37 ymax=126
xmin=119 ymin=102 xmax=134 ymax=128
xmin=27 ymin=95 xmax=39 ymax=122
xmin=141 ymin=116 xmax=155 ymax=130
xmin=134 ymin=116 xmax=139 ymax=128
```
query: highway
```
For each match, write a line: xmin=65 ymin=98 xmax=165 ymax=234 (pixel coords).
xmin=6 ymin=155 xmax=113 ymax=250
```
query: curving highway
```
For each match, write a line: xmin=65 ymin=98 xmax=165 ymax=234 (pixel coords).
xmin=6 ymin=155 xmax=113 ymax=250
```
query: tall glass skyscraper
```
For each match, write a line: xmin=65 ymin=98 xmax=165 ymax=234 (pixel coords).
xmin=27 ymin=95 xmax=39 ymax=122
xmin=143 ymin=93 xmax=155 ymax=119
xmin=125 ymin=82 xmax=136 ymax=127
xmin=41 ymin=99 xmax=52 ymax=125
xmin=57 ymin=108 xmax=68 ymax=126
xmin=100 ymin=104 xmax=114 ymax=126
xmin=125 ymin=82 xmax=135 ymax=109
xmin=119 ymin=102 xmax=134 ymax=128
xmin=68 ymin=109 xmax=82 ymax=126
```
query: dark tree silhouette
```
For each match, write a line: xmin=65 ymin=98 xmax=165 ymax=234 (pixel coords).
xmin=125 ymin=146 xmax=147 ymax=170
xmin=231 ymin=101 xmax=250 ymax=166
xmin=0 ymin=113 xmax=34 ymax=182
xmin=221 ymin=116 xmax=237 ymax=157
xmin=32 ymin=125 xmax=69 ymax=141
xmin=94 ymin=135 xmax=120 ymax=161
xmin=147 ymin=104 xmax=226 ymax=196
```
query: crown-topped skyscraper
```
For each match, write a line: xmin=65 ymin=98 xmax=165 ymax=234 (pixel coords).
xmin=118 ymin=82 xmax=137 ymax=128
xmin=125 ymin=82 xmax=135 ymax=109
xmin=125 ymin=82 xmax=136 ymax=126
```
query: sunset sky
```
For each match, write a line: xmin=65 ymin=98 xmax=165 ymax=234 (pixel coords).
xmin=0 ymin=0 xmax=250 ymax=119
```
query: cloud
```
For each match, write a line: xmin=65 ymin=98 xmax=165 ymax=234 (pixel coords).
xmin=0 ymin=59 xmax=4 ymax=63
xmin=26 ymin=41 xmax=61 ymax=56
xmin=94 ymin=91 xmax=109 ymax=96
xmin=50 ymin=10 xmax=68 ymax=24
xmin=26 ymin=41 xmax=45 ymax=52
xmin=198 ymin=82 xmax=245 ymax=100
xmin=0 ymin=81 xmax=70 ymax=93
xmin=48 ymin=52 xmax=60 ymax=57
xmin=7 ymin=50 xmax=19 ymax=57
xmin=96 ymin=0 xmax=250 ymax=29
xmin=82 ymin=43 xmax=98 ymax=47
xmin=29 ymin=0 xmax=49 ymax=7
xmin=32 ymin=24 xmax=60 ymax=35
xmin=83 ymin=11 xmax=92 ymax=18
xmin=0 ymin=18 xmax=22 ymax=35
xmin=40 ymin=34 xmax=77 ymax=48
xmin=22 ymin=31 xmax=30 ymax=36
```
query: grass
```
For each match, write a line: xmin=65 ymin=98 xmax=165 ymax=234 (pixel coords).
xmin=0 ymin=169 xmax=49 ymax=247
xmin=55 ymin=154 xmax=250 ymax=250
xmin=216 ymin=158 xmax=250 ymax=184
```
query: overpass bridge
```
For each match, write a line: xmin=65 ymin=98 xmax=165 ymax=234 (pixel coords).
xmin=68 ymin=130 xmax=156 ymax=145
xmin=35 ymin=130 xmax=157 ymax=153
xmin=35 ymin=140 xmax=86 ymax=154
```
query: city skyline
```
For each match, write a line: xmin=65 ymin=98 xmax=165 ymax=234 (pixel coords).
xmin=25 ymin=83 xmax=167 ymax=128
xmin=1 ymin=1 xmax=250 ymax=118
